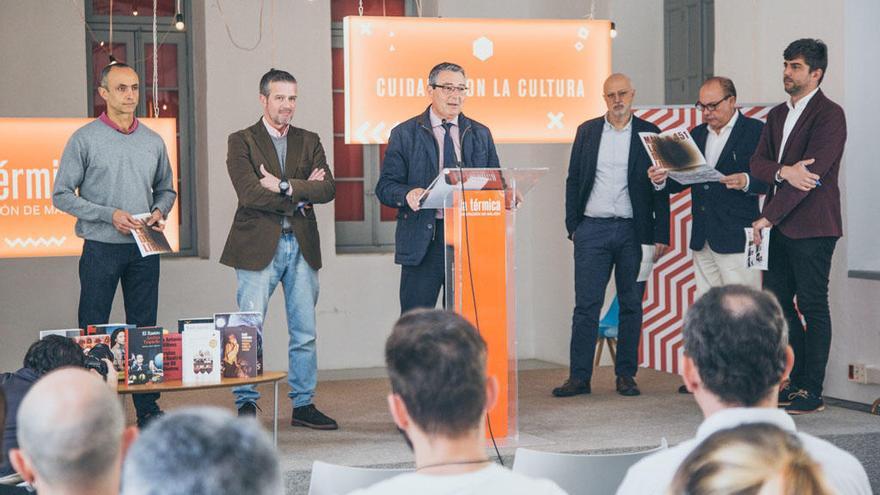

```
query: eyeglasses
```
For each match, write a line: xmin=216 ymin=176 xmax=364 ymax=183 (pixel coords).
xmin=695 ymin=95 xmax=732 ymax=112
xmin=430 ymin=84 xmax=469 ymax=96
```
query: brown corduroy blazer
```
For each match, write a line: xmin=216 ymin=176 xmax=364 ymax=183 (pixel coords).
xmin=220 ymin=120 xmax=335 ymax=271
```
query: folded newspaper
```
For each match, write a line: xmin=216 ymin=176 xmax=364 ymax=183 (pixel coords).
xmin=131 ymin=213 xmax=173 ymax=257
xmin=639 ymin=129 xmax=724 ymax=185
xmin=743 ymin=227 xmax=770 ymax=270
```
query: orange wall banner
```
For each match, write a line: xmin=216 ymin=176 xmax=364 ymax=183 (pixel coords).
xmin=343 ymin=16 xmax=612 ymax=144
xmin=0 ymin=118 xmax=180 ymax=259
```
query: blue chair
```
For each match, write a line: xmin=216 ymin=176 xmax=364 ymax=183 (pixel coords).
xmin=595 ymin=296 xmax=619 ymax=367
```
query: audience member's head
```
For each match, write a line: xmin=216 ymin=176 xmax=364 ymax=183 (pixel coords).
xmin=681 ymin=285 xmax=793 ymax=411
xmin=385 ymin=309 xmax=494 ymax=444
xmin=22 ymin=335 xmax=86 ymax=375
xmin=9 ymin=368 xmax=135 ymax=495
xmin=121 ymin=407 xmax=281 ymax=495
xmin=668 ymin=423 xmax=832 ymax=495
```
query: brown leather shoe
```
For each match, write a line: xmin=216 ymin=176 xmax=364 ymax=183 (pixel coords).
xmin=616 ymin=376 xmax=641 ymax=396
xmin=552 ymin=379 xmax=591 ymax=397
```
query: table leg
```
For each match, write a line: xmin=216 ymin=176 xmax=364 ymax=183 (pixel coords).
xmin=273 ymin=380 xmax=278 ymax=446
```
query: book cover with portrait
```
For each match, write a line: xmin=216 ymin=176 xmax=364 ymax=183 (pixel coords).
xmin=126 ymin=326 xmax=164 ymax=385
xmin=214 ymin=312 xmax=263 ymax=376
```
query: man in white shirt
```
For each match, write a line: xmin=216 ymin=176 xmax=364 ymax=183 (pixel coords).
xmin=616 ymin=285 xmax=870 ymax=495
xmin=349 ymin=310 xmax=567 ymax=495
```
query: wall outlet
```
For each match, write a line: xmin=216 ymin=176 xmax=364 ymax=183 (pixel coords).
xmin=866 ymin=365 xmax=880 ymax=385
xmin=849 ymin=363 xmax=867 ymax=384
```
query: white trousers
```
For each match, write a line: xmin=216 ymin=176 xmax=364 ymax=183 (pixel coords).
xmin=692 ymin=245 xmax=762 ymax=297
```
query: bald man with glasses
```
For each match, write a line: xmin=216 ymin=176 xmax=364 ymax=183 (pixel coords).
xmin=376 ymin=62 xmax=499 ymax=313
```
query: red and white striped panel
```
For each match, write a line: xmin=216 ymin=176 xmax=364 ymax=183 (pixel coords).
xmin=634 ymin=104 xmax=772 ymax=375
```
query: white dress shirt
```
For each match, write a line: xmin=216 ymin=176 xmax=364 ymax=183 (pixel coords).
xmin=704 ymin=110 xmax=738 ymax=170
xmin=778 ymin=86 xmax=820 ymax=163
xmin=616 ymin=407 xmax=871 ymax=495
xmin=584 ymin=116 xmax=633 ymax=218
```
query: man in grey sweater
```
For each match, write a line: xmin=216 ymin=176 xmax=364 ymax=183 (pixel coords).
xmin=52 ymin=62 xmax=176 ymax=427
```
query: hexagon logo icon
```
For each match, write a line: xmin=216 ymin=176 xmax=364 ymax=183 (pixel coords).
xmin=473 ymin=36 xmax=494 ymax=61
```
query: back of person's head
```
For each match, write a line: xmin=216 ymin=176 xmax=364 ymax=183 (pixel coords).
xmin=22 ymin=335 xmax=85 ymax=375
xmin=12 ymin=368 xmax=124 ymax=490
xmin=385 ymin=310 xmax=488 ymax=436
xmin=668 ymin=423 xmax=832 ymax=495
xmin=121 ymin=407 xmax=281 ymax=495
xmin=683 ymin=285 xmax=788 ymax=406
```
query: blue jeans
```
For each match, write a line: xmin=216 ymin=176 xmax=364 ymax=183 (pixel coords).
xmin=569 ymin=217 xmax=644 ymax=382
xmin=232 ymin=234 xmax=319 ymax=408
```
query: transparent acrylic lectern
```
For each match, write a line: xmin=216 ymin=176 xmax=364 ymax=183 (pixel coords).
xmin=420 ymin=167 xmax=547 ymax=441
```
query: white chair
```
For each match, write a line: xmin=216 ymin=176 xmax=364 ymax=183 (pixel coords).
xmin=307 ymin=460 xmax=411 ymax=495
xmin=512 ymin=439 xmax=668 ymax=495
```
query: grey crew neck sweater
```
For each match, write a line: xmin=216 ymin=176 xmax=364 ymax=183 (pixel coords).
xmin=52 ymin=119 xmax=177 ymax=244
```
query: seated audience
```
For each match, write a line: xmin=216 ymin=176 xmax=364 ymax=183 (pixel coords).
xmin=617 ymin=285 xmax=870 ymax=495
xmin=350 ymin=310 xmax=567 ymax=495
xmin=668 ymin=423 xmax=832 ymax=495
xmin=8 ymin=368 xmax=136 ymax=495
xmin=0 ymin=388 xmax=25 ymax=495
xmin=0 ymin=335 xmax=87 ymax=479
xmin=121 ymin=407 xmax=282 ymax=495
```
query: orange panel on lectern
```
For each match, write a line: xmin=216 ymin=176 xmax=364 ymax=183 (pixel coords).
xmin=446 ymin=190 xmax=510 ymax=438
xmin=0 ymin=118 xmax=180 ymax=259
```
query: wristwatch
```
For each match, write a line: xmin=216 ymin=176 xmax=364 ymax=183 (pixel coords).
xmin=278 ymin=179 xmax=290 ymax=197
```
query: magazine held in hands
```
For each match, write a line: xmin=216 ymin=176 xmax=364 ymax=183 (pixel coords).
xmin=131 ymin=213 xmax=172 ymax=257
xmin=639 ymin=129 xmax=724 ymax=185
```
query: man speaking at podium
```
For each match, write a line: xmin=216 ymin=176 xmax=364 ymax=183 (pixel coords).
xmin=376 ymin=62 xmax=499 ymax=313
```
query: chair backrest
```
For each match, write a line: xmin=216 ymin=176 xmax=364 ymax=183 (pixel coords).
xmin=308 ymin=460 xmax=411 ymax=495
xmin=512 ymin=439 xmax=667 ymax=495
xmin=599 ymin=296 xmax=620 ymax=329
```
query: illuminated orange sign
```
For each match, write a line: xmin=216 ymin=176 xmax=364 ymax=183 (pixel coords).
xmin=343 ymin=16 xmax=612 ymax=144
xmin=0 ymin=118 xmax=179 ymax=258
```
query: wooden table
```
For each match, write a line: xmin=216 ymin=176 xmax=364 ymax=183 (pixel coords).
xmin=118 ymin=371 xmax=287 ymax=444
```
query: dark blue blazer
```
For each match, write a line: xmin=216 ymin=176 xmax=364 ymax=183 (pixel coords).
xmin=376 ymin=107 xmax=500 ymax=266
xmin=565 ymin=115 xmax=670 ymax=245
xmin=665 ymin=112 xmax=767 ymax=254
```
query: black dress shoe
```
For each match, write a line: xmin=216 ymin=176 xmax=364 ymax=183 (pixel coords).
xmin=616 ymin=376 xmax=641 ymax=396
xmin=552 ymin=379 xmax=591 ymax=397
xmin=238 ymin=401 xmax=259 ymax=417
xmin=678 ymin=385 xmax=691 ymax=394
xmin=292 ymin=404 xmax=339 ymax=430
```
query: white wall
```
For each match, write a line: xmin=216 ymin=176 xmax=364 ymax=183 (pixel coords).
xmin=715 ymin=0 xmax=880 ymax=403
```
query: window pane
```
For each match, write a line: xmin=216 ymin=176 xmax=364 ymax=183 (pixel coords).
xmin=332 ymin=92 xmax=345 ymax=134
xmin=145 ymin=90 xmax=179 ymax=119
xmin=333 ymin=137 xmax=363 ymax=178
xmin=331 ymin=0 xmax=405 ymax=22
xmin=335 ymin=182 xmax=365 ymax=221
xmin=92 ymin=0 xmax=175 ymax=16
xmin=332 ymin=48 xmax=344 ymax=91
xmin=145 ymin=44 xmax=178 ymax=88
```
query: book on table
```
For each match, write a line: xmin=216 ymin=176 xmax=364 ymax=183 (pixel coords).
xmin=214 ymin=312 xmax=263 ymax=377
xmin=39 ymin=328 xmax=82 ymax=339
xmin=126 ymin=326 xmax=164 ymax=385
xmin=182 ymin=328 xmax=222 ymax=384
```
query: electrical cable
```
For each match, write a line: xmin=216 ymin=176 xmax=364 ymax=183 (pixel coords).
xmin=216 ymin=0 xmax=265 ymax=51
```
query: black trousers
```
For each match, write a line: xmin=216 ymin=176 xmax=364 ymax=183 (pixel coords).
xmin=399 ymin=219 xmax=446 ymax=314
xmin=763 ymin=230 xmax=838 ymax=396
xmin=570 ymin=217 xmax=644 ymax=382
xmin=78 ymin=240 xmax=161 ymax=418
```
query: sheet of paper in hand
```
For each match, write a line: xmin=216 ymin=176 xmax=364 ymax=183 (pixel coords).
xmin=639 ymin=129 xmax=723 ymax=185
xmin=131 ymin=213 xmax=173 ymax=257
xmin=743 ymin=227 xmax=770 ymax=270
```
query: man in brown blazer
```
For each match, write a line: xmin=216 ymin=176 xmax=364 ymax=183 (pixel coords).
xmin=221 ymin=69 xmax=337 ymax=429
xmin=750 ymin=39 xmax=846 ymax=415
